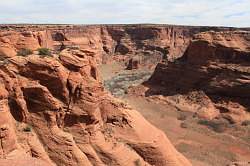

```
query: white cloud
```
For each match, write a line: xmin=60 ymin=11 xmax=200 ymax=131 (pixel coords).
xmin=0 ymin=0 xmax=249 ymax=27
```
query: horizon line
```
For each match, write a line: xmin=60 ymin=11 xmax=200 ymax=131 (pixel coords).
xmin=0 ymin=23 xmax=249 ymax=29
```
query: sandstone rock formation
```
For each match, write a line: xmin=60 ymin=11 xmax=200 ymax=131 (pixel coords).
xmin=0 ymin=38 xmax=191 ymax=166
xmin=0 ymin=24 xmax=209 ymax=66
xmin=0 ymin=31 xmax=41 ymax=58
xmin=144 ymin=30 xmax=250 ymax=123
xmin=2 ymin=24 xmax=249 ymax=166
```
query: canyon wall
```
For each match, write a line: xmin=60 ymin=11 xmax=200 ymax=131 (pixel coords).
xmin=145 ymin=30 xmax=250 ymax=123
xmin=0 ymin=25 xmax=220 ymax=66
xmin=0 ymin=25 xmax=194 ymax=166
xmin=1 ymin=24 xmax=249 ymax=165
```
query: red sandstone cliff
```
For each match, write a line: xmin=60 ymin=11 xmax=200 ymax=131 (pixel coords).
xmin=0 ymin=27 xmax=192 ymax=165
xmin=1 ymin=24 xmax=249 ymax=166
xmin=144 ymin=30 xmax=250 ymax=123
xmin=0 ymin=25 xmax=208 ymax=66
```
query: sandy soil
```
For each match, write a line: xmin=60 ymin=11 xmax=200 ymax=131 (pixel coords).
xmin=99 ymin=63 xmax=250 ymax=166
xmin=123 ymin=96 xmax=250 ymax=166
xmin=97 ymin=62 xmax=125 ymax=80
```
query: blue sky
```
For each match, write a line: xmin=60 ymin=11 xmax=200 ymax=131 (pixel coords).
xmin=0 ymin=0 xmax=249 ymax=27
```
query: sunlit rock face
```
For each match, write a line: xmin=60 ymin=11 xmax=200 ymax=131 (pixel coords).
xmin=0 ymin=24 xmax=194 ymax=166
xmin=0 ymin=24 xmax=210 ymax=66
xmin=146 ymin=31 xmax=250 ymax=123
xmin=1 ymin=24 xmax=248 ymax=166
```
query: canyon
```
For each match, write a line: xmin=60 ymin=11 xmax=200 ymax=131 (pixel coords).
xmin=141 ymin=30 xmax=250 ymax=123
xmin=0 ymin=24 xmax=250 ymax=166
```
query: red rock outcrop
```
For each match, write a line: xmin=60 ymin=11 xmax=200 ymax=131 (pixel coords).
xmin=0 ymin=25 xmax=209 ymax=66
xmin=0 ymin=31 xmax=40 ymax=58
xmin=144 ymin=30 xmax=250 ymax=123
xmin=0 ymin=41 xmax=191 ymax=166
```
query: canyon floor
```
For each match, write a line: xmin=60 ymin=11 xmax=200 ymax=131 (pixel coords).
xmin=99 ymin=62 xmax=250 ymax=166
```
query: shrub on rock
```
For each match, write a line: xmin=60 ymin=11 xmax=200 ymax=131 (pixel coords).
xmin=17 ymin=48 xmax=33 ymax=56
xmin=38 ymin=48 xmax=52 ymax=57
xmin=198 ymin=119 xmax=229 ymax=133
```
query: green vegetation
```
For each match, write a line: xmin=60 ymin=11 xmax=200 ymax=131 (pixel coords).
xmin=37 ymin=48 xmax=52 ymax=57
xmin=23 ymin=125 xmax=32 ymax=132
xmin=198 ymin=119 xmax=229 ymax=133
xmin=17 ymin=48 xmax=33 ymax=56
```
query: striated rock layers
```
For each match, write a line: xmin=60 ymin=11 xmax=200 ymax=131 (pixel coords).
xmin=145 ymin=31 xmax=250 ymax=123
xmin=0 ymin=45 xmax=191 ymax=165
xmin=0 ymin=25 xmax=211 ymax=66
